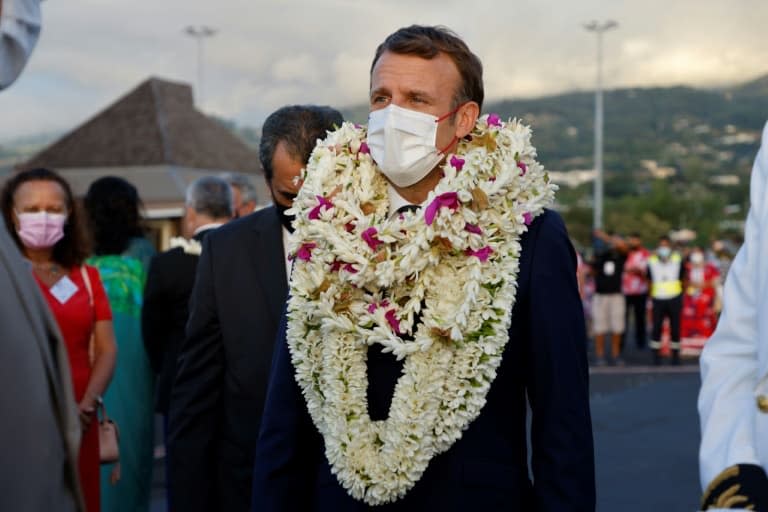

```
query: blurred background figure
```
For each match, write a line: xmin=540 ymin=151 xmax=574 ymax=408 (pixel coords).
xmin=680 ymin=246 xmax=720 ymax=342
xmin=142 ymin=175 xmax=233 ymax=507
xmin=591 ymin=230 xmax=628 ymax=365
xmin=223 ymin=172 xmax=259 ymax=218
xmin=1 ymin=167 xmax=117 ymax=512
xmin=84 ymin=176 xmax=156 ymax=512
xmin=622 ymin=233 xmax=650 ymax=351
xmin=648 ymin=236 xmax=684 ymax=365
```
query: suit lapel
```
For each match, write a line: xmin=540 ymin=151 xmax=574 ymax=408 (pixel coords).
xmin=0 ymin=230 xmax=61 ymax=400
xmin=250 ymin=207 xmax=289 ymax=322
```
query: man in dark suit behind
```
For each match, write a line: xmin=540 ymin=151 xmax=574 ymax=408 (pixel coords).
xmin=166 ymin=105 xmax=344 ymax=512
xmin=142 ymin=176 xmax=233 ymax=420
xmin=251 ymin=26 xmax=595 ymax=511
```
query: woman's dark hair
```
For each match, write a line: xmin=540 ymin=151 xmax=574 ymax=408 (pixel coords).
xmin=0 ymin=167 xmax=90 ymax=267
xmin=84 ymin=176 xmax=145 ymax=256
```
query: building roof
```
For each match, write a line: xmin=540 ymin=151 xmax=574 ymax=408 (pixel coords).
xmin=46 ymin=164 xmax=268 ymax=217
xmin=23 ymin=77 xmax=262 ymax=175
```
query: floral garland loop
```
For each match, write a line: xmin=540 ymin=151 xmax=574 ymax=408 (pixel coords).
xmin=285 ymin=114 xmax=556 ymax=505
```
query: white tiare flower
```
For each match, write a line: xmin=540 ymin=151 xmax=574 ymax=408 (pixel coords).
xmin=168 ymin=236 xmax=202 ymax=256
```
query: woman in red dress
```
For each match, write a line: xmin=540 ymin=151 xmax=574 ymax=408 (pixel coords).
xmin=1 ymin=168 xmax=117 ymax=512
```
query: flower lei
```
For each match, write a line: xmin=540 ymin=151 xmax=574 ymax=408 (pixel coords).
xmin=285 ymin=114 xmax=556 ymax=505
xmin=169 ymin=237 xmax=202 ymax=256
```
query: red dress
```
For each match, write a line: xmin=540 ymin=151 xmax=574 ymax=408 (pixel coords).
xmin=35 ymin=265 xmax=112 ymax=512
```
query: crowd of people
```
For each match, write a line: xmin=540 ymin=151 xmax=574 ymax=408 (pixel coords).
xmin=4 ymin=0 xmax=768 ymax=509
xmin=578 ymin=231 xmax=731 ymax=366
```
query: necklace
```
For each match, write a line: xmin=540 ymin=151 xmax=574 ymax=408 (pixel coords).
xmin=31 ymin=262 xmax=61 ymax=275
xmin=285 ymin=114 xmax=556 ymax=504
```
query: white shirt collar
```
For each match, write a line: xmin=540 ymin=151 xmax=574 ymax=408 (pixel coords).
xmin=282 ymin=226 xmax=292 ymax=283
xmin=387 ymin=183 xmax=413 ymax=218
xmin=193 ymin=222 xmax=225 ymax=236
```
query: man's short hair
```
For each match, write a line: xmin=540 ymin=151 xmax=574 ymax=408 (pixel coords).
xmin=222 ymin=172 xmax=259 ymax=204
xmin=186 ymin=176 xmax=233 ymax=218
xmin=371 ymin=25 xmax=484 ymax=111
xmin=259 ymin=105 xmax=344 ymax=182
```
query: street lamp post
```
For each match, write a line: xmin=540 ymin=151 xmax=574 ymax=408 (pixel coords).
xmin=584 ymin=20 xmax=617 ymax=232
xmin=184 ymin=25 xmax=217 ymax=107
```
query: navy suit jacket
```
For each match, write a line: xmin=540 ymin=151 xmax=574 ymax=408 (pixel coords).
xmin=251 ymin=210 xmax=595 ymax=511
xmin=168 ymin=207 xmax=287 ymax=512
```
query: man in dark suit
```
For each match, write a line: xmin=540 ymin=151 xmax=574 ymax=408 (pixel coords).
xmin=142 ymin=176 xmax=233 ymax=426
xmin=252 ymin=26 xmax=595 ymax=511
xmin=166 ymin=105 xmax=344 ymax=512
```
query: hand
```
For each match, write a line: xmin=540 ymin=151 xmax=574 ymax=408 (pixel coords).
xmin=78 ymin=398 xmax=97 ymax=429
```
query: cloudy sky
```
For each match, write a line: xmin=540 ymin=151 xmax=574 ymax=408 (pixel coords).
xmin=1 ymin=0 xmax=767 ymax=142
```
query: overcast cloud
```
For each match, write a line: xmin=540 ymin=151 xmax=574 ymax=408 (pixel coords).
xmin=1 ymin=0 xmax=767 ymax=141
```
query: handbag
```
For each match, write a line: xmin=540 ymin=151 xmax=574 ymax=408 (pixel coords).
xmin=97 ymin=397 xmax=120 ymax=464
xmin=81 ymin=266 xmax=121 ymax=471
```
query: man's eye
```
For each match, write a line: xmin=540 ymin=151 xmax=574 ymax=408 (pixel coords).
xmin=372 ymin=96 xmax=389 ymax=104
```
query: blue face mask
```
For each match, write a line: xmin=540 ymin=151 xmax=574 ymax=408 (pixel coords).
xmin=658 ymin=246 xmax=671 ymax=259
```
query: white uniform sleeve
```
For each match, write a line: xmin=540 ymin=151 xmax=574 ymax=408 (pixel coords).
xmin=698 ymin=121 xmax=768 ymax=489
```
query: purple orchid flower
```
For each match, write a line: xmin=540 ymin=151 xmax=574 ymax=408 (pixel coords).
xmin=424 ymin=192 xmax=460 ymax=226
xmin=367 ymin=299 xmax=390 ymax=315
xmin=296 ymin=242 xmax=317 ymax=262
xmin=384 ymin=309 xmax=402 ymax=335
xmin=343 ymin=263 xmax=358 ymax=274
xmin=523 ymin=212 xmax=533 ymax=226
xmin=517 ymin=161 xmax=528 ymax=176
xmin=465 ymin=246 xmax=494 ymax=263
xmin=487 ymin=113 xmax=502 ymax=127
xmin=309 ymin=195 xmax=334 ymax=220
xmin=450 ymin=155 xmax=465 ymax=171
xmin=362 ymin=227 xmax=383 ymax=251
xmin=358 ymin=141 xmax=370 ymax=155
xmin=464 ymin=223 xmax=483 ymax=235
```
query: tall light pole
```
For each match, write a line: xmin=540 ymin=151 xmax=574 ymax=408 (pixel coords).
xmin=584 ymin=20 xmax=617 ymax=231
xmin=184 ymin=25 xmax=216 ymax=107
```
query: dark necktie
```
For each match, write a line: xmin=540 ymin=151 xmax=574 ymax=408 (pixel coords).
xmin=395 ymin=203 xmax=420 ymax=216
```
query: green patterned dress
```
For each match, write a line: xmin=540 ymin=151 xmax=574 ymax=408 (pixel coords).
xmin=88 ymin=237 xmax=156 ymax=512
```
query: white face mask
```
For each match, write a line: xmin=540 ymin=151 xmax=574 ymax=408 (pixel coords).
xmin=366 ymin=104 xmax=451 ymax=188
xmin=0 ymin=0 xmax=42 ymax=90
xmin=690 ymin=252 xmax=704 ymax=265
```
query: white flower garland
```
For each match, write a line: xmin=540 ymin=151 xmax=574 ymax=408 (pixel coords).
xmin=285 ymin=115 xmax=556 ymax=505
xmin=169 ymin=237 xmax=202 ymax=255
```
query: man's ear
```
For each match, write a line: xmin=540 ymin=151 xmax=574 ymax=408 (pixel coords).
xmin=454 ymin=101 xmax=480 ymax=139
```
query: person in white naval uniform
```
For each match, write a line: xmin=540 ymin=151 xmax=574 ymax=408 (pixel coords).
xmin=699 ymin=121 xmax=768 ymax=510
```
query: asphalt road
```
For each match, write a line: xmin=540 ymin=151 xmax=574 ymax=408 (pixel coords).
xmin=151 ymin=364 xmax=704 ymax=511
xmin=591 ymin=366 xmax=701 ymax=511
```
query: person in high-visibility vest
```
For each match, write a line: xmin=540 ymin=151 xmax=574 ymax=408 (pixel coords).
xmin=647 ymin=235 xmax=684 ymax=365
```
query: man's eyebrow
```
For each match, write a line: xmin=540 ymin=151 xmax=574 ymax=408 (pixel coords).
xmin=405 ymin=89 xmax=435 ymax=102
xmin=370 ymin=86 xmax=390 ymax=98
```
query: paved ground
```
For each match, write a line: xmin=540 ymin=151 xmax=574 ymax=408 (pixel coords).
xmin=591 ymin=364 xmax=701 ymax=511
xmin=151 ymin=358 xmax=704 ymax=511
